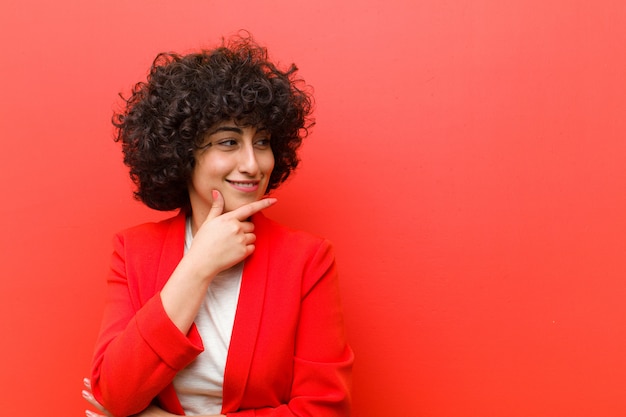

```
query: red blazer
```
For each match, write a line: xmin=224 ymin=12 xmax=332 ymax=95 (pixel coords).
xmin=90 ymin=212 xmax=353 ymax=417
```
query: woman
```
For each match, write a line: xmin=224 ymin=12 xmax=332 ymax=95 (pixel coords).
xmin=83 ymin=35 xmax=353 ymax=417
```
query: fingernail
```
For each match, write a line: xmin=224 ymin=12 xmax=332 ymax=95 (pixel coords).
xmin=212 ymin=190 xmax=219 ymax=200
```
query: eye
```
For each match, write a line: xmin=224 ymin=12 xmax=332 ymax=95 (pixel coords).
xmin=216 ymin=139 xmax=238 ymax=147
xmin=255 ymin=137 xmax=271 ymax=149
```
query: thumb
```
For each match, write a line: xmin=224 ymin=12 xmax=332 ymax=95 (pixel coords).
xmin=206 ymin=189 xmax=224 ymax=220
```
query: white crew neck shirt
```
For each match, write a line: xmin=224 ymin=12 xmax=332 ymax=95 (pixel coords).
xmin=172 ymin=217 xmax=243 ymax=415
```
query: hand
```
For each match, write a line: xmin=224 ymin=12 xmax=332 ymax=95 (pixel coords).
xmin=83 ymin=378 xmax=225 ymax=417
xmin=161 ymin=190 xmax=277 ymax=341
xmin=184 ymin=190 xmax=277 ymax=278
xmin=82 ymin=378 xmax=113 ymax=417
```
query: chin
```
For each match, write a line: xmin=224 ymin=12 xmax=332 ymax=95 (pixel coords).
xmin=224 ymin=195 xmax=262 ymax=212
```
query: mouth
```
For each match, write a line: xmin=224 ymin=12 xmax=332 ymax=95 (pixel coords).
xmin=226 ymin=179 xmax=261 ymax=192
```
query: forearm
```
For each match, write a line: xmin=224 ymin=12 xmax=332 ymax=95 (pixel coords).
xmin=160 ymin=255 xmax=215 ymax=334
xmin=135 ymin=405 xmax=225 ymax=417
xmin=92 ymin=294 xmax=203 ymax=416
xmin=162 ymin=193 xmax=273 ymax=334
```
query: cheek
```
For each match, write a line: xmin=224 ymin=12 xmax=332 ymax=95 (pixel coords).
xmin=196 ymin=155 xmax=232 ymax=181
xmin=263 ymin=154 xmax=275 ymax=175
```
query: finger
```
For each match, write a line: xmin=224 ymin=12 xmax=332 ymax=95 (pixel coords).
xmin=241 ymin=221 xmax=255 ymax=234
xmin=85 ymin=410 xmax=105 ymax=417
xmin=82 ymin=390 xmax=102 ymax=410
xmin=82 ymin=389 xmax=109 ymax=414
xmin=83 ymin=377 xmax=91 ymax=390
xmin=230 ymin=197 xmax=277 ymax=221
xmin=206 ymin=189 xmax=225 ymax=221
xmin=244 ymin=232 xmax=256 ymax=245
xmin=244 ymin=244 xmax=256 ymax=257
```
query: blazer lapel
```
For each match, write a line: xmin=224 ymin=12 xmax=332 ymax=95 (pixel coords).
xmin=154 ymin=212 xmax=186 ymax=292
xmin=222 ymin=213 xmax=271 ymax=412
xmin=153 ymin=212 xmax=188 ymax=415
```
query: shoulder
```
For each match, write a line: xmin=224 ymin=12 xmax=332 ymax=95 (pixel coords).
xmin=255 ymin=213 xmax=329 ymax=248
xmin=110 ymin=212 xmax=185 ymax=285
xmin=254 ymin=213 xmax=336 ymax=267
xmin=114 ymin=212 xmax=186 ymax=251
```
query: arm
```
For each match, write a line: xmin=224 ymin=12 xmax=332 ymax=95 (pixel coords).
xmin=90 ymin=234 xmax=204 ymax=417
xmin=226 ymin=239 xmax=353 ymax=416
xmin=83 ymin=379 xmax=225 ymax=417
xmin=91 ymin=193 xmax=277 ymax=417
xmin=159 ymin=193 xmax=276 ymax=334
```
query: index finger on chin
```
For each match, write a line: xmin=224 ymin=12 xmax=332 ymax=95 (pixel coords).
xmin=232 ymin=198 xmax=277 ymax=220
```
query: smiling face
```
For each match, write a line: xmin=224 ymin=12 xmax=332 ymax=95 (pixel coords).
xmin=188 ymin=120 xmax=275 ymax=221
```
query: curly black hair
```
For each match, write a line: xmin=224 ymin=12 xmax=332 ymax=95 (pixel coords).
xmin=113 ymin=34 xmax=314 ymax=211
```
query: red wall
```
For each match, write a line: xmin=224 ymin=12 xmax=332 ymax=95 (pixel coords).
xmin=1 ymin=1 xmax=625 ymax=416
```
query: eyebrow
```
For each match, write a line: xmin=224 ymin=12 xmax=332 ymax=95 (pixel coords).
xmin=206 ymin=126 xmax=243 ymax=136
xmin=206 ymin=125 xmax=269 ymax=136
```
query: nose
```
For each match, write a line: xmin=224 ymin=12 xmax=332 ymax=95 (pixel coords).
xmin=238 ymin=143 xmax=260 ymax=176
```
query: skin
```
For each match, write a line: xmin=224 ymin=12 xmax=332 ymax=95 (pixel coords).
xmin=84 ymin=122 xmax=277 ymax=417
xmin=188 ymin=121 xmax=275 ymax=232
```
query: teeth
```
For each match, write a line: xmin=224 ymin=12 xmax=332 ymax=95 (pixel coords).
xmin=231 ymin=182 xmax=255 ymax=187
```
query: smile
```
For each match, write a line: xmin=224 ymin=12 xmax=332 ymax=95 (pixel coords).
xmin=226 ymin=180 xmax=260 ymax=192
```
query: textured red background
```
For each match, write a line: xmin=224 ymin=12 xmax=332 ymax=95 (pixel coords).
xmin=1 ymin=1 xmax=625 ymax=416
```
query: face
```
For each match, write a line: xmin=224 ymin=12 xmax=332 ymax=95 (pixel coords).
xmin=188 ymin=120 xmax=274 ymax=218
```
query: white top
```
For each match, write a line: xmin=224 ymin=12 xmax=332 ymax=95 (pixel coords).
xmin=172 ymin=217 xmax=243 ymax=415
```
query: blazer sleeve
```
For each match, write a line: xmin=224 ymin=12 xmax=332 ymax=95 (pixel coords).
xmin=227 ymin=239 xmax=354 ymax=416
xmin=90 ymin=232 xmax=203 ymax=417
